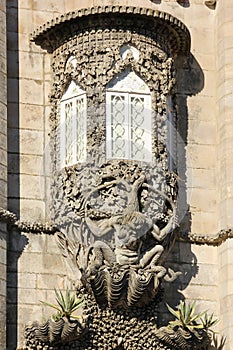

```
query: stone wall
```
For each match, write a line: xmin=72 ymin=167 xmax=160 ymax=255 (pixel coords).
xmin=7 ymin=229 xmax=72 ymax=348
xmin=216 ymin=0 xmax=233 ymax=348
xmin=0 ymin=0 xmax=7 ymax=348
xmin=6 ymin=1 xmax=70 ymax=348
xmin=4 ymin=0 xmax=231 ymax=348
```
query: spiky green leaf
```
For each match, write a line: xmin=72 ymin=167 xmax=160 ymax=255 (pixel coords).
xmin=40 ymin=300 xmax=61 ymax=313
xmin=166 ymin=303 xmax=180 ymax=319
xmin=54 ymin=288 xmax=65 ymax=311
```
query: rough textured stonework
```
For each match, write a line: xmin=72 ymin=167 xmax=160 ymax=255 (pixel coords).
xmin=35 ymin=7 xmax=188 ymax=308
xmin=31 ymin=6 xmax=190 ymax=55
xmin=24 ymin=289 xmax=211 ymax=350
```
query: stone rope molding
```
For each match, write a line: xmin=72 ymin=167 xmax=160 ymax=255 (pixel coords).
xmin=178 ymin=228 xmax=233 ymax=246
xmin=1 ymin=206 xmax=232 ymax=245
xmin=0 ymin=207 xmax=56 ymax=234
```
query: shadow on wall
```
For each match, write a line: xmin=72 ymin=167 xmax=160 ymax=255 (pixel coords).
xmin=7 ymin=230 xmax=28 ymax=349
xmin=151 ymin=0 xmax=190 ymax=7
xmin=176 ymin=53 xmax=205 ymax=233
xmin=158 ymin=53 xmax=204 ymax=325
xmin=5 ymin=0 xmax=25 ymax=348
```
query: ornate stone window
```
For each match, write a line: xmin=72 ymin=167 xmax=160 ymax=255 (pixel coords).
xmin=106 ymin=69 xmax=152 ymax=162
xmin=60 ymin=81 xmax=86 ymax=167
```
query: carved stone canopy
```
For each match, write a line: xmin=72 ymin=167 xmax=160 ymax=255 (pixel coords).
xmin=31 ymin=6 xmax=190 ymax=56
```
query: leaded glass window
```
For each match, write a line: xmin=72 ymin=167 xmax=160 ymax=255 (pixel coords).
xmin=60 ymin=81 xmax=86 ymax=167
xmin=106 ymin=70 xmax=152 ymax=162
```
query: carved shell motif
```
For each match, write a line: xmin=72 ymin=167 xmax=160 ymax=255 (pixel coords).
xmin=24 ymin=318 xmax=84 ymax=347
xmin=82 ymin=264 xmax=174 ymax=308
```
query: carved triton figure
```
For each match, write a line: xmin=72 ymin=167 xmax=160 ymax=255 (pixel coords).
xmin=82 ymin=172 xmax=176 ymax=272
xmin=56 ymin=165 xmax=179 ymax=308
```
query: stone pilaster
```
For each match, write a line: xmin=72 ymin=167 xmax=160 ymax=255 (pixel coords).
xmin=0 ymin=0 xmax=7 ymax=348
xmin=217 ymin=1 xmax=233 ymax=348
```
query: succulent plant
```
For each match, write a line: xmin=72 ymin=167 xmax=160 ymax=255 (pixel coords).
xmin=212 ymin=334 xmax=226 ymax=350
xmin=166 ymin=300 xmax=204 ymax=331
xmin=167 ymin=300 xmax=220 ymax=336
xmin=41 ymin=288 xmax=84 ymax=322
xmin=201 ymin=312 xmax=219 ymax=332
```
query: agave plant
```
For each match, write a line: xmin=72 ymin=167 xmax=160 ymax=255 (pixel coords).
xmin=212 ymin=334 xmax=226 ymax=350
xmin=201 ymin=312 xmax=219 ymax=333
xmin=41 ymin=288 xmax=84 ymax=322
xmin=166 ymin=300 xmax=204 ymax=331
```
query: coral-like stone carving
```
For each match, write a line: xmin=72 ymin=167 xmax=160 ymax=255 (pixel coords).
xmin=23 ymin=290 xmax=211 ymax=350
xmin=31 ymin=6 xmax=190 ymax=55
xmin=23 ymin=6 xmax=212 ymax=348
xmin=37 ymin=8 xmax=185 ymax=309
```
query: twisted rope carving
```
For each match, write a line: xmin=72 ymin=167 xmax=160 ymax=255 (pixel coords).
xmin=0 ymin=207 xmax=56 ymax=234
xmin=1 ymin=206 xmax=233 ymax=244
xmin=179 ymin=228 xmax=233 ymax=246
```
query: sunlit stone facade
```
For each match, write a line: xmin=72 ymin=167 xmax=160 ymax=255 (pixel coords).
xmin=1 ymin=0 xmax=233 ymax=349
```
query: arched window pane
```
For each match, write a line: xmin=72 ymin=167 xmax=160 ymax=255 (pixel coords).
xmin=106 ymin=70 xmax=152 ymax=162
xmin=111 ymin=94 xmax=127 ymax=159
xmin=65 ymin=101 xmax=73 ymax=165
xmin=60 ymin=81 xmax=86 ymax=167
xmin=76 ymin=97 xmax=86 ymax=161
